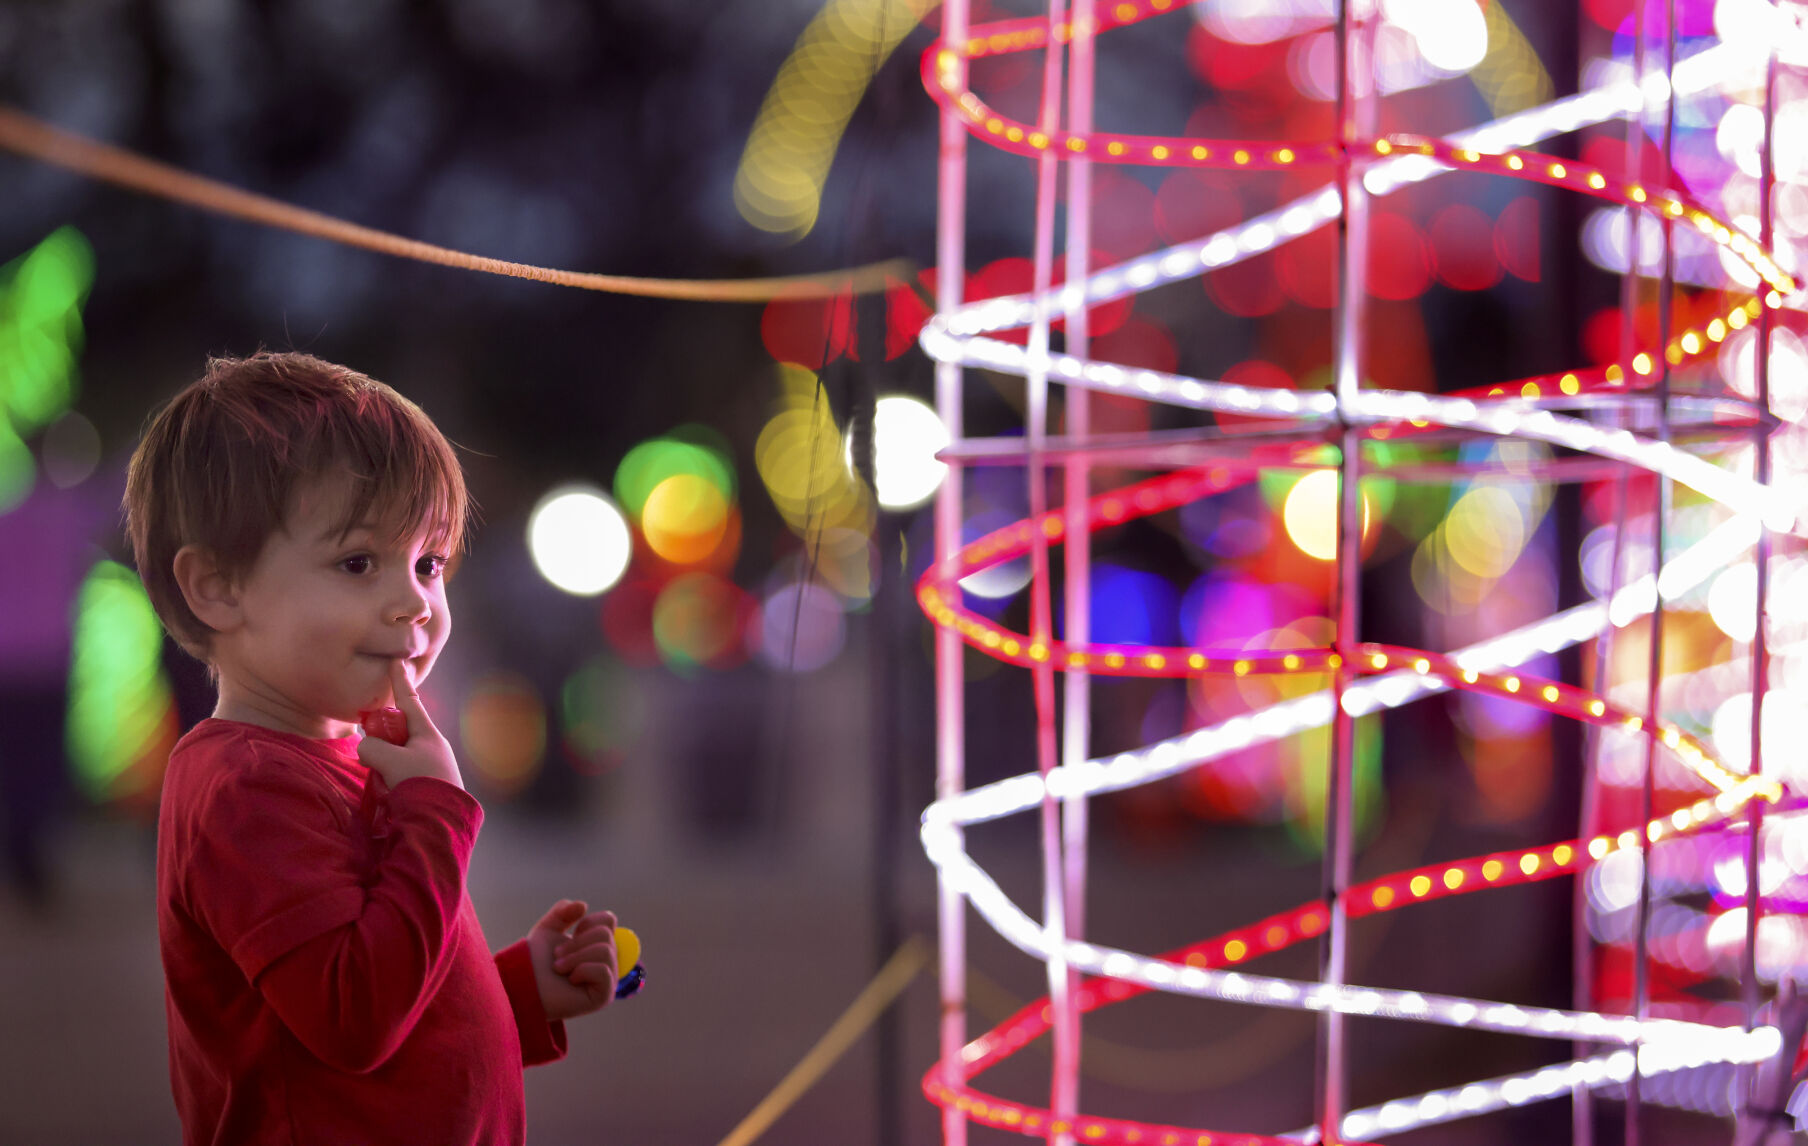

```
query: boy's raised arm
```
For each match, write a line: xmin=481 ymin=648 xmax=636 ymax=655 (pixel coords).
xmin=188 ymin=751 xmax=484 ymax=1075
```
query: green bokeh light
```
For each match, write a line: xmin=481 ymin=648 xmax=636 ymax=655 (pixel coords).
xmin=651 ymin=572 xmax=743 ymax=672
xmin=561 ymin=655 xmax=647 ymax=769
xmin=66 ymin=560 xmax=174 ymax=801
xmin=613 ymin=426 xmax=736 ymax=518
xmin=1286 ymin=713 xmax=1384 ymax=855
xmin=0 ymin=418 xmax=34 ymax=514
xmin=0 ymin=226 xmax=93 ymax=437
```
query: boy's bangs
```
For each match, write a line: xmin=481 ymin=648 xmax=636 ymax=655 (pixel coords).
xmin=312 ymin=396 xmax=467 ymax=555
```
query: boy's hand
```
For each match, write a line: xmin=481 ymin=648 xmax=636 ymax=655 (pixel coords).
xmin=527 ymin=900 xmax=618 ymax=1021
xmin=355 ymin=660 xmax=463 ymax=790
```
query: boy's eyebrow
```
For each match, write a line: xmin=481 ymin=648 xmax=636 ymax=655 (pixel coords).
xmin=315 ymin=520 xmax=380 ymax=543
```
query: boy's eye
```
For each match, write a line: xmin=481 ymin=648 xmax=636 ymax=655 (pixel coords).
xmin=416 ymin=554 xmax=448 ymax=579
xmin=341 ymin=555 xmax=373 ymax=575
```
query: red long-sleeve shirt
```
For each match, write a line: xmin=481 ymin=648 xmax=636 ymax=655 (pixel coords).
xmin=157 ymin=719 xmax=565 ymax=1145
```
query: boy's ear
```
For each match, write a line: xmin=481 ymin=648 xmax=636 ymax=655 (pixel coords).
xmin=172 ymin=545 xmax=243 ymax=634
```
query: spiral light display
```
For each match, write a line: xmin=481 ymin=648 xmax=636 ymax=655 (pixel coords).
xmin=917 ymin=1 xmax=1807 ymax=1142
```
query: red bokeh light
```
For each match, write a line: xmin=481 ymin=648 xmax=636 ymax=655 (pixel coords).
xmin=847 ymin=271 xmax=937 ymax=363
xmin=1278 ymin=225 xmax=1334 ymax=309
xmin=599 ymin=579 xmax=662 ymax=667
xmin=760 ymin=293 xmax=852 ymax=368
xmin=1090 ymin=315 xmax=1178 ymax=374
xmin=1365 ymin=210 xmax=1432 ymax=301
xmin=1495 ymin=196 xmax=1541 ymax=282
xmin=1154 ymin=169 xmax=1244 ymax=246
xmin=1216 ymin=358 xmax=1296 ymax=432
xmin=1205 ymin=249 xmax=1285 ymax=317
xmin=1185 ymin=22 xmax=1294 ymax=107
xmin=1083 ymin=168 xmax=1161 ymax=263
xmin=1584 ymin=0 xmax=1716 ymax=33
xmin=1580 ymin=132 xmax=1670 ymax=184
xmin=1429 ymin=204 xmax=1503 ymax=292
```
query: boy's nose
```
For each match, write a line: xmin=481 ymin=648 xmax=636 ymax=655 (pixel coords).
xmin=390 ymin=584 xmax=431 ymax=625
xmin=392 ymin=601 xmax=430 ymax=624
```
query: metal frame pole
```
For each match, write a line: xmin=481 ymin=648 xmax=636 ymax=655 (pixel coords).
xmin=1320 ymin=0 xmax=1373 ymax=1138
xmin=1024 ymin=2 xmax=1079 ymax=1139
xmin=1628 ymin=6 xmax=1678 ymax=1144
xmin=1739 ymin=20 xmax=1778 ymax=1081
xmin=1060 ymin=1 xmax=1097 ymax=1123
xmin=933 ymin=2 xmax=971 ymax=1142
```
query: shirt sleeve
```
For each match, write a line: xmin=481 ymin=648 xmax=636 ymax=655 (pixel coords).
xmin=188 ymin=757 xmax=484 ymax=1075
xmin=493 ymin=940 xmax=570 ymax=1067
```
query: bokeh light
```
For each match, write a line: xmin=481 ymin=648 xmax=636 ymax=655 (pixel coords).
xmin=0 ymin=418 xmax=32 ymax=514
xmin=527 ymin=485 xmax=632 ymax=597
xmin=808 ymin=526 xmax=878 ymax=604
xmin=1380 ymin=0 xmax=1488 ymax=72
xmin=560 ymin=655 xmax=645 ymax=776
xmin=960 ymin=509 xmax=1033 ymax=600
xmin=757 ymin=363 xmax=875 ymax=545
xmin=0 ymin=226 xmax=93 ymax=516
xmin=0 ymin=226 xmax=93 ymax=438
xmin=1281 ymin=470 xmax=1372 ymax=561
xmin=642 ymin=473 xmax=732 ymax=565
xmin=614 ymin=428 xmax=736 ymax=518
xmin=653 ymin=571 xmax=751 ymax=670
xmin=757 ymin=580 xmax=846 ymax=672
xmin=1444 ymin=486 xmax=1528 ymax=579
xmin=1083 ymin=565 xmax=1180 ymax=646
xmin=458 ymin=671 xmax=547 ymax=797
xmin=65 ymin=560 xmax=176 ymax=803
xmin=733 ymin=0 xmax=932 ymax=237
xmin=40 ymin=409 xmax=100 ymax=488
xmin=599 ymin=579 xmax=662 ymax=666
xmin=867 ymin=394 xmax=949 ymax=510
xmin=1707 ymin=563 xmax=1757 ymax=642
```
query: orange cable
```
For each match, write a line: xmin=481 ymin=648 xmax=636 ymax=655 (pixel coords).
xmin=0 ymin=105 xmax=909 ymax=301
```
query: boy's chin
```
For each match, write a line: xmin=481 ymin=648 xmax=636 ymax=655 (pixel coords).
xmin=322 ymin=713 xmax=367 ymax=736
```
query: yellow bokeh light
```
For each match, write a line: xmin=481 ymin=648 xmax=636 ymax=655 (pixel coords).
xmin=1281 ymin=470 xmax=1371 ymax=561
xmin=734 ymin=0 xmax=935 ymax=237
xmin=1443 ymin=485 xmax=1525 ymax=578
xmin=642 ymin=473 xmax=730 ymax=565
xmin=459 ymin=672 xmax=547 ymax=797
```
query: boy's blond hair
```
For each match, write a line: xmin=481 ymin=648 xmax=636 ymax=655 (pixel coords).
xmin=123 ymin=351 xmax=468 ymax=659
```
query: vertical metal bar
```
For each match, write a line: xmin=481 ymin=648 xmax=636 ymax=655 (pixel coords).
xmin=1577 ymin=10 xmax=1642 ymax=1138
xmin=1582 ymin=6 xmax=1657 ymax=1139
xmin=1740 ymin=31 xmax=1777 ymax=1064
xmin=933 ymin=3 xmax=971 ymax=1143
xmin=1060 ymin=0 xmax=1096 ymax=1117
xmin=1628 ymin=5 xmax=1677 ymax=1145
xmin=1320 ymin=0 xmax=1370 ymax=1139
xmin=1025 ymin=2 xmax=1077 ymax=1140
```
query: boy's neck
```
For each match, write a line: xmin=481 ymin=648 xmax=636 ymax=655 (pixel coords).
xmin=212 ymin=679 xmax=358 ymax=741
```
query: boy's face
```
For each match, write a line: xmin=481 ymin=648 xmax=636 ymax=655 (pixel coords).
xmin=209 ymin=476 xmax=453 ymax=739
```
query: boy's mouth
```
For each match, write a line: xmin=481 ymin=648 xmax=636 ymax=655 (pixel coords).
xmin=359 ymin=651 xmax=423 ymax=667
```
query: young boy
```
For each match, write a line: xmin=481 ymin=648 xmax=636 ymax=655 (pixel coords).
xmin=125 ymin=351 xmax=619 ymax=1144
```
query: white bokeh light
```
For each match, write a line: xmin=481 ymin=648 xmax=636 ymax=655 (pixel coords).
xmin=1707 ymin=563 xmax=1757 ymax=642
xmin=870 ymin=394 xmax=950 ymax=510
xmin=526 ymin=485 xmax=632 ymax=597
xmin=1381 ymin=0 xmax=1487 ymax=73
xmin=1715 ymin=102 xmax=1765 ymax=178
xmin=1711 ymin=689 xmax=1808 ymax=782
